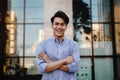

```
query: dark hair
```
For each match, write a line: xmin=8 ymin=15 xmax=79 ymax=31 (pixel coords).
xmin=51 ymin=11 xmax=69 ymax=25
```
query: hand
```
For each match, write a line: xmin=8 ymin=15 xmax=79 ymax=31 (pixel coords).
xmin=64 ymin=56 xmax=74 ymax=64
xmin=38 ymin=52 xmax=47 ymax=59
xmin=38 ymin=52 xmax=52 ymax=63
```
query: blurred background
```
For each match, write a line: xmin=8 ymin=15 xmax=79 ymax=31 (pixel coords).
xmin=0 ymin=0 xmax=120 ymax=80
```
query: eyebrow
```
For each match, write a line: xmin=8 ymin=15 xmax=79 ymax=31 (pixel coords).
xmin=54 ymin=22 xmax=65 ymax=24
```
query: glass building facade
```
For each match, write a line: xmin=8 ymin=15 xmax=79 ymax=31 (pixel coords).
xmin=0 ymin=0 xmax=120 ymax=80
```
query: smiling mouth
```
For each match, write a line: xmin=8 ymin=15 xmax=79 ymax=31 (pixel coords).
xmin=56 ymin=29 xmax=62 ymax=33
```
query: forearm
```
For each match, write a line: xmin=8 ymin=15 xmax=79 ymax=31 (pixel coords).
xmin=45 ymin=59 xmax=66 ymax=73
xmin=59 ymin=65 xmax=69 ymax=72
xmin=45 ymin=59 xmax=69 ymax=72
xmin=38 ymin=52 xmax=73 ymax=72
xmin=46 ymin=60 xmax=69 ymax=72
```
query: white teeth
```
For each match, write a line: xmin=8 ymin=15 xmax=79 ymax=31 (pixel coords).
xmin=58 ymin=30 xmax=60 ymax=32
xmin=56 ymin=29 xmax=61 ymax=33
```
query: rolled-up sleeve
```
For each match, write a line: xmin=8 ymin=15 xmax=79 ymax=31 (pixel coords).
xmin=68 ymin=43 xmax=80 ymax=73
xmin=35 ymin=42 xmax=48 ymax=74
xmin=36 ymin=57 xmax=47 ymax=73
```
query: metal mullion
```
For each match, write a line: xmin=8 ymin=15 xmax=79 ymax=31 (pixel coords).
xmin=6 ymin=56 xmax=36 ymax=58
xmin=90 ymin=0 xmax=95 ymax=80
xmin=22 ymin=0 xmax=26 ymax=76
xmin=110 ymin=0 xmax=117 ymax=80
xmin=80 ymin=55 xmax=113 ymax=58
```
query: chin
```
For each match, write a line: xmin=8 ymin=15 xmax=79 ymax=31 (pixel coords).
xmin=56 ymin=35 xmax=63 ymax=38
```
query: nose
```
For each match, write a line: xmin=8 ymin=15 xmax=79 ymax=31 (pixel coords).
xmin=57 ymin=24 xmax=62 ymax=28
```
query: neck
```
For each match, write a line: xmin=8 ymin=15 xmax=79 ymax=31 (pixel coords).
xmin=55 ymin=36 xmax=64 ymax=42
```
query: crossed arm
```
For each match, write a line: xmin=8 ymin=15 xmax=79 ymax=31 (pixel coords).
xmin=38 ymin=52 xmax=74 ymax=73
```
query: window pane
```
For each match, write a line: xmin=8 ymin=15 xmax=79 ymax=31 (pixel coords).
xmin=25 ymin=58 xmax=39 ymax=75
xmin=10 ymin=0 xmax=24 ymax=23
xmin=94 ymin=58 xmax=114 ymax=80
xmin=76 ymin=58 xmax=92 ymax=80
xmin=114 ymin=0 xmax=120 ymax=22
xmin=26 ymin=0 xmax=44 ymax=23
xmin=92 ymin=0 xmax=111 ymax=22
xmin=79 ymin=41 xmax=91 ymax=55
xmin=5 ymin=57 xmax=20 ymax=75
xmin=17 ymin=25 xmax=23 ymax=56
xmin=73 ymin=0 xmax=92 ymax=56
xmin=25 ymin=25 xmax=44 ymax=56
xmin=6 ymin=23 xmax=18 ymax=55
xmin=75 ymin=26 xmax=92 ymax=56
xmin=92 ymin=25 xmax=113 ymax=55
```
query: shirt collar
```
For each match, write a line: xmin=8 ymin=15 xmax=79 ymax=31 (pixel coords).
xmin=51 ymin=36 xmax=65 ymax=44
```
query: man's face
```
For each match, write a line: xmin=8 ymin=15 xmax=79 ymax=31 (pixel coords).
xmin=52 ymin=17 xmax=67 ymax=38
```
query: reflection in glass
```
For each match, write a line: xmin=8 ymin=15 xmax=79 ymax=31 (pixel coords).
xmin=10 ymin=48 xmax=14 ymax=54
xmin=25 ymin=25 xmax=43 ymax=56
xmin=92 ymin=0 xmax=111 ymax=22
xmin=73 ymin=0 xmax=92 ymax=56
xmin=10 ymin=41 xmax=14 ymax=47
xmin=5 ymin=6 xmax=21 ymax=76
xmin=10 ymin=29 xmax=15 ymax=34
xmin=95 ymin=58 xmax=114 ymax=80
xmin=114 ymin=0 xmax=120 ymax=22
xmin=11 ymin=0 xmax=24 ymax=23
xmin=92 ymin=25 xmax=113 ymax=55
xmin=24 ymin=58 xmax=39 ymax=74
xmin=10 ymin=35 xmax=15 ymax=40
xmin=5 ymin=57 xmax=20 ymax=75
xmin=17 ymin=25 xmax=23 ymax=56
xmin=6 ymin=12 xmax=17 ymax=55
xmin=26 ymin=0 xmax=44 ymax=23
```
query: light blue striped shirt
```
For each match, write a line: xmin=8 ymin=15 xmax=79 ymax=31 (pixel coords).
xmin=36 ymin=37 xmax=80 ymax=80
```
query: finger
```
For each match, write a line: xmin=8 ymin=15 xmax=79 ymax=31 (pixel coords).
xmin=38 ymin=54 xmax=44 ymax=59
xmin=39 ymin=52 xmax=45 ymax=56
xmin=43 ymin=55 xmax=47 ymax=59
xmin=38 ymin=54 xmax=42 ymax=58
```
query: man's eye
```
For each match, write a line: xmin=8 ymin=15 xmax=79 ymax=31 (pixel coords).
xmin=55 ymin=23 xmax=59 ymax=25
xmin=54 ymin=22 xmax=65 ymax=26
xmin=61 ymin=24 xmax=65 ymax=26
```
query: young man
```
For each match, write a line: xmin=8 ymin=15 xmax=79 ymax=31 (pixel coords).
xmin=36 ymin=11 xmax=80 ymax=80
